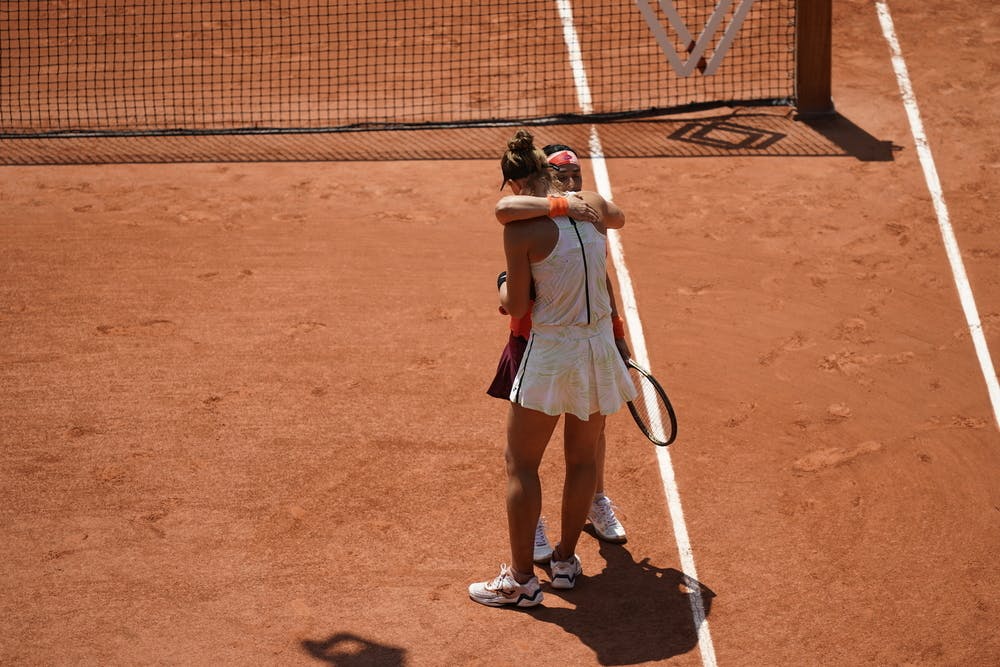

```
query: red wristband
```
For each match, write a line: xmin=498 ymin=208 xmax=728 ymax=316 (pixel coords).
xmin=612 ymin=315 xmax=625 ymax=339
xmin=547 ymin=195 xmax=569 ymax=217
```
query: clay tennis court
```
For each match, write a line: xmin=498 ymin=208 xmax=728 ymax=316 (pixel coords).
xmin=2 ymin=1 xmax=999 ymax=665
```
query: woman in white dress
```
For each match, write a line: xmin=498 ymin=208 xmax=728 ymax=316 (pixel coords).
xmin=469 ymin=130 xmax=636 ymax=608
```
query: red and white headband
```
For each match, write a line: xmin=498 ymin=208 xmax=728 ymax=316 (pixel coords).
xmin=547 ymin=150 xmax=579 ymax=168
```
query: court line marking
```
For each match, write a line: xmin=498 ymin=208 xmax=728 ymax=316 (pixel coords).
xmin=876 ymin=1 xmax=1000 ymax=430
xmin=555 ymin=2 xmax=718 ymax=665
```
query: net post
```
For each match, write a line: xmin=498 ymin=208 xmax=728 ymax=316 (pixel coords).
xmin=795 ymin=0 xmax=834 ymax=117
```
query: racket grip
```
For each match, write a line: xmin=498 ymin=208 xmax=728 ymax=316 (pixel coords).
xmin=499 ymin=271 xmax=536 ymax=300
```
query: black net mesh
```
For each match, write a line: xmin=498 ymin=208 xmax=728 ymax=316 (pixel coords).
xmin=1 ymin=1 xmax=796 ymax=139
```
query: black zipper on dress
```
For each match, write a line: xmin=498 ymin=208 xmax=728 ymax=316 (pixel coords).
xmin=569 ymin=218 xmax=591 ymax=324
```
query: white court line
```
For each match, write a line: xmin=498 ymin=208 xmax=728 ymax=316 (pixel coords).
xmin=876 ymin=2 xmax=1000 ymax=430
xmin=555 ymin=2 xmax=718 ymax=665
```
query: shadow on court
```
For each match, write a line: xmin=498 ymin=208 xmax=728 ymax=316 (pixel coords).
xmin=532 ymin=540 xmax=716 ymax=666
xmin=0 ymin=111 xmax=898 ymax=164
xmin=659 ymin=111 xmax=899 ymax=161
xmin=300 ymin=632 xmax=406 ymax=666
xmin=798 ymin=112 xmax=902 ymax=161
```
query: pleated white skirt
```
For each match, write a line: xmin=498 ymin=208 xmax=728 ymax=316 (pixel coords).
xmin=509 ymin=320 xmax=636 ymax=421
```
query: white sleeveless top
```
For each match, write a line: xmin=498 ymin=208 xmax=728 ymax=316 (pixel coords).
xmin=508 ymin=214 xmax=636 ymax=419
xmin=529 ymin=215 xmax=611 ymax=332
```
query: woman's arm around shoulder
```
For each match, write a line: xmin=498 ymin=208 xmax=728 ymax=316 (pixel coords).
xmin=576 ymin=191 xmax=624 ymax=230
xmin=496 ymin=195 xmax=545 ymax=225
xmin=495 ymin=194 xmax=600 ymax=225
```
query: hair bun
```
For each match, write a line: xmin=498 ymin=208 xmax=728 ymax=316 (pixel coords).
xmin=507 ymin=129 xmax=535 ymax=153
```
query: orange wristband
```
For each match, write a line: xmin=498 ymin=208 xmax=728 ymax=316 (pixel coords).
xmin=612 ymin=315 xmax=625 ymax=339
xmin=547 ymin=195 xmax=569 ymax=217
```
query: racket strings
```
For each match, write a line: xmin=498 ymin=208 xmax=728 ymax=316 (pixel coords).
xmin=628 ymin=366 xmax=671 ymax=442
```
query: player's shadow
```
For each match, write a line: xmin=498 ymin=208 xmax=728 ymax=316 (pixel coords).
xmin=300 ymin=632 xmax=406 ymax=666
xmin=533 ymin=540 xmax=715 ymax=666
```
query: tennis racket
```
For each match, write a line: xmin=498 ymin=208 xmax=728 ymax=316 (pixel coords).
xmin=625 ymin=359 xmax=677 ymax=446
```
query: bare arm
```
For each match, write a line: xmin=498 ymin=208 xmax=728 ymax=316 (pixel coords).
xmin=495 ymin=194 xmax=599 ymax=225
xmin=601 ymin=197 xmax=625 ymax=229
xmin=606 ymin=274 xmax=631 ymax=360
xmin=562 ymin=190 xmax=625 ymax=231
xmin=499 ymin=222 xmax=534 ymax=319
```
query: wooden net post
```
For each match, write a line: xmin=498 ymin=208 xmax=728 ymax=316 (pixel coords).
xmin=796 ymin=0 xmax=834 ymax=116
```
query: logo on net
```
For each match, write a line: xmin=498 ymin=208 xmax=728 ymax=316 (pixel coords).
xmin=635 ymin=0 xmax=758 ymax=76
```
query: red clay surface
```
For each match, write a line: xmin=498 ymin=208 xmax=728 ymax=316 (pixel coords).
xmin=2 ymin=1 xmax=999 ymax=665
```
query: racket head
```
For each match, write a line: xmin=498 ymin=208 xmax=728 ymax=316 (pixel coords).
xmin=625 ymin=359 xmax=678 ymax=446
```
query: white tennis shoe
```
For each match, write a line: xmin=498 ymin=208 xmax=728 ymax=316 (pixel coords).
xmin=588 ymin=495 xmax=627 ymax=543
xmin=533 ymin=517 xmax=554 ymax=563
xmin=469 ymin=564 xmax=543 ymax=608
xmin=549 ymin=553 xmax=583 ymax=590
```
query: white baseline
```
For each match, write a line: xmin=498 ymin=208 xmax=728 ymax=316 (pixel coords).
xmin=555 ymin=1 xmax=718 ymax=666
xmin=877 ymin=1 xmax=1000 ymax=430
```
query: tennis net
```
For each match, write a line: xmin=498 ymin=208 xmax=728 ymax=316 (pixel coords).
xmin=1 ymin=1 xmax=798 ymax=138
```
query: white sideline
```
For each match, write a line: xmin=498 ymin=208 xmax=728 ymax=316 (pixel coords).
xmin=555 ymin=2 xmax=718 ymax=665
xmin=877 ymin=2 xmax=1000 ymax=430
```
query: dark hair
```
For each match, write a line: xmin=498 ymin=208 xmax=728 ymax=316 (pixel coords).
xmin=500 ymin=130 xmax=551 ymax=186
xmin=542 ymin=143 xmax=577 ymax=157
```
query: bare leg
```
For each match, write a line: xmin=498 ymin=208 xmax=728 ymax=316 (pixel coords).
xmin=556 ymin=412 xmax=605 ymax=559
xmin=595 ymin=427 xmax=607 ymax=494
xmin=506 ymin=403 xmax=559 ymax=580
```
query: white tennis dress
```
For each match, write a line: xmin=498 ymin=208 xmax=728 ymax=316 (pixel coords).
xmin=509 ymin=214 xmax=637 ymax=420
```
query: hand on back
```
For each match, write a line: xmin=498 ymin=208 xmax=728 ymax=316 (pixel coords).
xmin=566 ymin=193 xmax=599 ymax=223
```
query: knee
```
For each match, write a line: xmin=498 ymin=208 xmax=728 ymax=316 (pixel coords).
xmin=504 ymin=449 xmax=539 ymax=478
